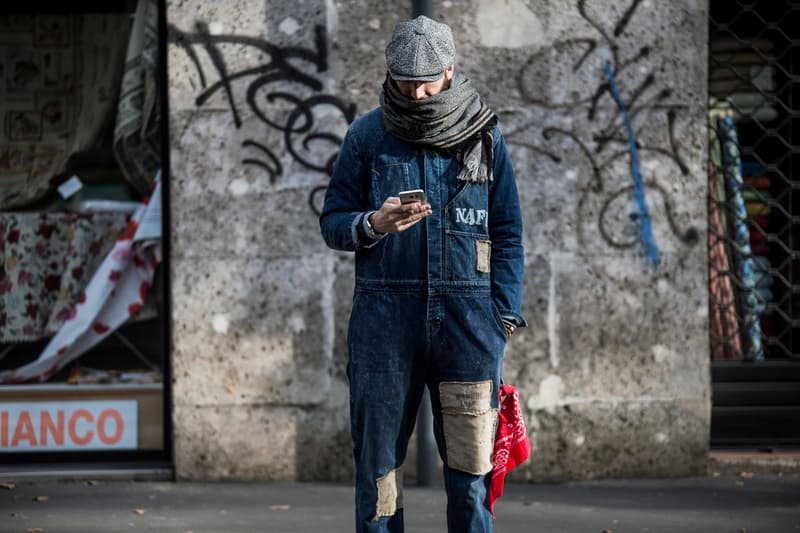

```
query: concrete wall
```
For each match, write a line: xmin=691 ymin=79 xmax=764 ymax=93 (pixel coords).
xmin=167 ymin=0 xmax=710 ymax=481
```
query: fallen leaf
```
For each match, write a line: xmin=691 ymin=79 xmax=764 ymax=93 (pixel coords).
xmin=711 ymin=471 xmax=721 ymax=477
xmin=26 ymin=528 xmax=44 ymax=532
xmin=738 ymin=471 xmax=754 ymax=478
xmin=86 ymin=480 xmax=101 ymax=486
xmin=133 ymin=508 xmax=146 ymax=515
xmin=0 ymin=482 xmax=15 ymax=490
xmin=33 ymin=496 xmax=49 ymax=502
xmin=269 ymin=504 xmax=290 ymax=510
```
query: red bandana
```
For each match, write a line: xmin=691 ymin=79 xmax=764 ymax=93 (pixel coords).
xmin=489 ymin=384 xmax=531 ymax=517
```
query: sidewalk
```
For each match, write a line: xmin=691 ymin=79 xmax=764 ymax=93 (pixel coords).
xmin=1 ymin=474 xmax=799 ymax=532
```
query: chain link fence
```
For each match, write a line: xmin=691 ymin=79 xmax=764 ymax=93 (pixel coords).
xmin=708 ymin=0 xmax=798 ymax=362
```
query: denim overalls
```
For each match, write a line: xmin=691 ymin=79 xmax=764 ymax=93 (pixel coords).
xmin=320 ymin=108 xmax=525 ymax=533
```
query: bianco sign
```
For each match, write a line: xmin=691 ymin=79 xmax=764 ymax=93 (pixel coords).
xmin=0 ymin=401 xmax=137 ymax=451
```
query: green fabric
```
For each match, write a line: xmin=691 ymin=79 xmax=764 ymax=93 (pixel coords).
xmin=708 ymin=103 xmax=729 ymax=234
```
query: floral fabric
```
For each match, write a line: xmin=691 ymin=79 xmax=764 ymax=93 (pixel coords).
xmin=0 ymin=177 xmax=161 ymax=384
xmin=0 ymin=212 xmax=127 ymax=342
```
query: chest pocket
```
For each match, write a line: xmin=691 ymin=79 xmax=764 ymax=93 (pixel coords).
xmin=443 ymin=181 xmax=491 ymax=281
xmin=368 ymin=163 xmax=411 ymax=210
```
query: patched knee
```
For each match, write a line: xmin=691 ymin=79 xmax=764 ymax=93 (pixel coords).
xmin=372 ymin=466 xmax=403 ymax=520
xmin=439 ymin=380 xmax=497 ymax=475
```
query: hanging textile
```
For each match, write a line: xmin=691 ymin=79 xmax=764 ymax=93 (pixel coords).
xmin=0 ymin=173 xmax=162 ymax=384
xmin=707 ymin=106 xmax=742 ymax=360
xmin=113 ymin=0 xmax=161 ymax=195
xmin=0 ymin=14 xmax=131 ymax=209
xmin=0 ymin=211 xmax=126 ymax=342
xmin=715 ymin=110 xmax=764 ymax=361
xmin=489 ymin=384 xmax=531 ymax=517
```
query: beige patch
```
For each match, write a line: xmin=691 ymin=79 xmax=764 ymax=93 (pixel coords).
xmin=476 ymin=240 xmax=491 ymax=273
xmin=439 ymin=380 xmax=497 ymax=475
xmin=372 ymin=466 xmax=403 ymax=520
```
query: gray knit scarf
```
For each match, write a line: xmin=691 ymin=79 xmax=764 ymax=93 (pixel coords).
xmin=380 ymin=72 xmax=497 ymax=182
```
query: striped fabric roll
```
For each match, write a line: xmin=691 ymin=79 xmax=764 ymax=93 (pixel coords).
xmin=707 ymin=105 xmax=742 ymax=361
xmin=717 ymin=112 xmax=765 ymax=361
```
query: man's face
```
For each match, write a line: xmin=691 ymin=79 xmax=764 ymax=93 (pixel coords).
xmin=395 ymin=65 xmax=455 ymax=100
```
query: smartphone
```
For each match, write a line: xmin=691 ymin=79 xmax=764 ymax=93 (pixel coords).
xmin=399 ymin=189 xmax=426 ymax=204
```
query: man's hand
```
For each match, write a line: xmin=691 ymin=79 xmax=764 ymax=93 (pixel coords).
xmin=370 ymin=197 xmax=432 ymax=234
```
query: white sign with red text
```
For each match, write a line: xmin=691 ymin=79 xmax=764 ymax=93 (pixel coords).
xmin=0 ymin=401 xmax=137 ymax=451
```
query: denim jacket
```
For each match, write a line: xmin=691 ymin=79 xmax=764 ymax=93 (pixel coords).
xmin=320 ymin=108 xmax=527 ymax=328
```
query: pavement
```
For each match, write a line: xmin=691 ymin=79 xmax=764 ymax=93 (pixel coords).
xmin=1 ymin=474 xmax=799 ymax=533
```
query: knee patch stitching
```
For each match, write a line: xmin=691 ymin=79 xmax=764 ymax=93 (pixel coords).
xmin=439 ymin=380 xmax=497 ymax=476
xmin=372 ymin=466 xmax=403 ymax=520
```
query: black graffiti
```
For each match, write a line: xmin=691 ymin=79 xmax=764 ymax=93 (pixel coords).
xmin=169 ymin=22 xmax=356 ymax=214
xmin=510 ymin=0 xmax=696 ymax=257
xmin=598 ymin=183 xmax=699 ymax=249
xmin=542 ymin=124 xmax=697 ymax=255
xmin=544 ymin=124 xmax=697 ymax=253
xmin=613 ymin=0 xmax=645 ymax=37
xmin=666 ymin=109 xmax=688 ymax=175
xmin=242 ymin=140 xmax=282 ymax=183
xmin=542 ymin=127 xmax=602 ymax=191
xmin=572 ymin=38 xmax=598 ymax=72
xmin=569 ymin=147 xmax=699 ymax=277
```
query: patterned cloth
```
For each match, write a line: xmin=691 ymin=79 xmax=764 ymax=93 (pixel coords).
xmin=0 ymin=212 xmax=127 ymax=342
xmin=707 ymin=105 xmax=742 ymax=360
xmin=113 ymin=0 xmax=161 ymax=195
xmin=0 ymin=177 xmax=162 ymax=384
xmin=489 ymin=384 xmax=531 ymax=517
xmin=717 ymin=112 xmax=764 ymax=361
xmin=0 ymin=14 xmax=130 ymax=209
xmin=708 ymin=164 xmax=742 ymax=360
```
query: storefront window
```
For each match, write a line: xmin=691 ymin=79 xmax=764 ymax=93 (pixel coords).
xmin=0 ymin=0 xmax=169 ymax=469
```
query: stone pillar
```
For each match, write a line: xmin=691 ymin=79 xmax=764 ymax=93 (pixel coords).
xmin=451 ymin=0 xmax=711 ymax=479
xmin=167 ymin=0 xmax=353 ymax=480
xmin=167 ymin=0 xmax=710 ymax=481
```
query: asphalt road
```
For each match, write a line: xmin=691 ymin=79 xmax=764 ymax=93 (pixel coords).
xmin=1 ymin=474 xmax=799 ymax=532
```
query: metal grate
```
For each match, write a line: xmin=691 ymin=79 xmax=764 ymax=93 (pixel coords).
xmin=708 ymin=0 xmax=799 ymax=362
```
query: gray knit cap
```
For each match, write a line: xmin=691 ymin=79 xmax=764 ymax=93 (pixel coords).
xmin=385 ymin=16 xmax=455 ymax=82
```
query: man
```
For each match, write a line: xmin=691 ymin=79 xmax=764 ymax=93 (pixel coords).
xmin=320 ymin=15 xmax=526 ymax=533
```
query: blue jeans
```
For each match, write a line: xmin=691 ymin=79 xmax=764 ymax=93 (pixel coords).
xmin=348 ymin=291 xmax=506 ymax=532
